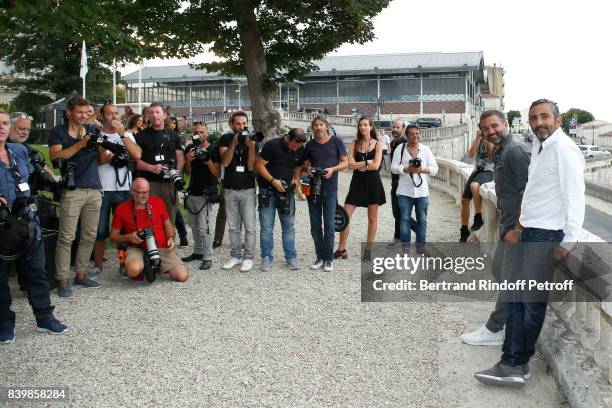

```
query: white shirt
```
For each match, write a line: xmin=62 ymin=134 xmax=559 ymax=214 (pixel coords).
xmin=391 ymin=143 xmax=438 ymax=198
xmin=519 ymin=127 xmax=585 ymax=247
xmin=98 ymin=131 xmax=135 ymax=191
xmin=380 ymin=134 xmax=390 ymax=151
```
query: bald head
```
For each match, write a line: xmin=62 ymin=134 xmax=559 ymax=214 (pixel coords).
xmin=130 ymin=178 xmax=150 ymax=205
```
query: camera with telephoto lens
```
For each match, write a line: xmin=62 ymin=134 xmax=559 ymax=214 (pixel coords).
xmin=110 ymin=151 xmax=130 ymax=169
xmin=409 ymin=157 xmax=422 ymax=168
xmin=203 ymin=184 xmax=222 ymax=204
xmin=277 ymin=181 xmax=296 ymax=215
xmin=28 ymin=149 xmax=60 ymax=195
xmin=162 ymin=159 xmax=185 ymax=191
xmin=137 ymin=227 xmax=161 ymax=268
xmin=237 ymin=127 xmax=265 ymax=144
xmin=52 ymin=158 xmax=77 ymax=190
xmin=186 ymin=134 xmax=209 ymax=161
xmin=85 ymin=129 xmax=129 ymax=157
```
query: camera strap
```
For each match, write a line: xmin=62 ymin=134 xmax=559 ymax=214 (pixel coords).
xmin=406 ymin=146 xmax=423 ymax=188
xmin=131 ymin=199 xmax=154 ymax=227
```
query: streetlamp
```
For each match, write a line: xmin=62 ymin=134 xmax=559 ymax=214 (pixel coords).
xmin=372 ymin=97 xmax=385 ymax=121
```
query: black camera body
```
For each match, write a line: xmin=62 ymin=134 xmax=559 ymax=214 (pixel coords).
xmin=52 ymin=158 xmax=77 ymax=191
xmin=277 ymin=181 xmax=296 ymax=215
xmin=203 ymin=184 xmax=221 ymax=204
xmin=310 ymin=167 xmax=324 ymax=198
xmin=409 ymin=157 xmax=422 ymax=168
xmin=161 ymin=159 xmax=185 ymax=191
xmin=110 ymin=151 xmax=130 ymax=169
xmin=137 ymin=227 xmax=161 ymax=268
xmin=237 ymin=127 xmax=265 ymax=144
xmin=28 ymin=149 xmax=60 ymax=198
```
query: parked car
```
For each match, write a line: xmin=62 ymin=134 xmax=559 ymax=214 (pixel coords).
xmin=373 ymin=120 xmax=393 ymax=132
xmin=577 ymin=144 xmax=611 ymax=159
xmin=304 ymin=107 xmax=329 ymax=115
xmin=415 ymin=117 xmax=442 ymax=128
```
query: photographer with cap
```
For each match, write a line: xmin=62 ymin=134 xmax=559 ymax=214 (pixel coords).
xmin=218 ymin=111 xmax=257 ymax=273
xmin=0 ymin=109 xmax=68 ymax=343
xmin=90 ymin=102 xmax=142 ymax=279
xmin=134 ymin=102 xmax=185 ymax=225
xmin=110 ymin=178 xmax=188 ymax=282
xmin=48 ymin=96 xmax=105 ymax=297
xmin=255 ymin=128 xmax=307 ymax=272
xmin=181 ymin=122 xmax=221 ymax=271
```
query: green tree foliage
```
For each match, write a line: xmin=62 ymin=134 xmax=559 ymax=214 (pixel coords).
xmin=506 ymin=110 xmax=521 ymax=127
xmin=561 ymin=108 xmax=595 ymax=133
xmin=10 ymin=91 xmax=53 ymax=118
xmin=132 ymin=0 xmax=390 ymax=136
xmin=0 ymin=1 xmax=156 ymax=99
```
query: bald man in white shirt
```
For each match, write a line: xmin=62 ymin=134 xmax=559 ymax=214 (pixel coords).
xmin=475 ymin=99 xmax=585 ymax=387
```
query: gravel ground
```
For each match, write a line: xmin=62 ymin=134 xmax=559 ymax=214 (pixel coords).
xmin=1 ymin=171 xmax=561 ymax=407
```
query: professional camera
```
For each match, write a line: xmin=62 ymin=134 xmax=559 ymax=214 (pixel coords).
xmin=203 ymin=184 xmax=222 ymax=204
xmin=85 ymin=130 xmax=129 ymax=157
xmin=52 ymin=158 xmax=77 ymax=191
xmin=310 ymin=167 xmax=324 ymax=199
xmin=409 ymin=157 xmax=422 ymax=168
xmin=137 ymin=227 xmax=161 ymax=268
xmin=277 ymin=181 xmax=296 ymax=215
xmin=237 ymin=127 xmax=265 ymax=144
xmin=0 ymin=195 xmax=37 ymax=261
xmin=162 ymin=159 xmax=185 ymax=191
xmin=28 ymin=150 xmax=60 ymax=195
xmin=110 ymin=151 xmax=130 ymax=169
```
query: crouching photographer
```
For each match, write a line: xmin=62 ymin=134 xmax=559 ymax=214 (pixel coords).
xmin=255 ymin=128 xmax=307 ymax=272
xmin=0 ymin=110 xmax=67 ymax=343
xmin=109 ymin=178 xmax=188 ymax=282
xmin=181 ymin=123 xmax=221 ymax=270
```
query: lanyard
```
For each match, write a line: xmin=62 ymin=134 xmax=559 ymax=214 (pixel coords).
xmin=131 ymin=199 xmax=154 ymax=227
xmin=152 ymin=129 xmax=170 ymax=159
xmin=3 ymin=146 xmax=26 ymax=198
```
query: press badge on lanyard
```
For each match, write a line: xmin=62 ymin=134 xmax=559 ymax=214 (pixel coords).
xmin=155 ymin=154 xmax=165 ymax=162
xmin=18 ymin=182 xmax=30 ymax=192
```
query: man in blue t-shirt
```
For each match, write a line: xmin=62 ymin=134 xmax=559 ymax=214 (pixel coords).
xmin=301 ymin=116 xmax=348 ymax=272
xmin=48 ymin=96 xmax=104 ymax=298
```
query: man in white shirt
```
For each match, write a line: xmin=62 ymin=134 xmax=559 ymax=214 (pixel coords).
xmin=390 ymin=125 xmax=438 ymax=254
xmin=475 ymin=99 xmax=585 ymax=387
xmin=91 ymin=103 xmax=142 ymax=277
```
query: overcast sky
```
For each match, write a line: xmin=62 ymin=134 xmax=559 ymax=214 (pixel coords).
xmin=121 ymin=0 xmax=611 ymax=121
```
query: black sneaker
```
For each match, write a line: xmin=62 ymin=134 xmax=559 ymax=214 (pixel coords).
xmin=182 ymin=253 xmax=203 ymax=262
xmin=36 ymin=318 xmax=68 ymax=335
xmin=471 ymin=214 xmax=484 ymax=231
xmin=459 ymin=226 xmax=470 ymax=242
xmin=0 ymin=326 xmax=15 ymax=344
xmin=179 ymin=236 xmax=188 ymax=247
xmin=200 ymin=260 xmax=213 ymax=270
xmin=212 ymin=240 xmax=222 ymax=249
xmin=474 ymin=362 xmax=525 ymax=387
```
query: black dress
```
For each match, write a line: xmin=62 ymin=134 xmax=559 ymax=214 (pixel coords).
xmin=345 ymin=141 xmax=386 ymax=207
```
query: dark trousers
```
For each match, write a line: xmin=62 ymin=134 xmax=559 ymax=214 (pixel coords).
xmin=501 ymin=227 xmax=564 ymax=367
xmin=175 ymin=209 xmax=187 ymax=239
xmin=214 ymin=192 xmax=226 ymax=243
xmin=391 ymin=183 xmax=418 ymax=240
xmin=0 ymin=239 xmax=54 ymax=329
xmin=485 ymin=241 xmax=518 ymax=333
xmin=307 ymin=190 xmax=337 ymax=262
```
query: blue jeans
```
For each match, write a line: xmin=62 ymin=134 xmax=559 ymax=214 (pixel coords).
xmin=307 ymin=190 xmax=337 ymax=262
xmin=96 ymin=190 xmax=131 ymax=240
xmin=501 ymin=227 xmax=564 ymax=367
xmin=397 ymin=195 xmax=428 ymax=249
xmin=259 ymin=189 xmax=297 ymax=261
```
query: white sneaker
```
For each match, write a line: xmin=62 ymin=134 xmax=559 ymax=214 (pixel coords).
xmin=323 ymin=260 xmax=333 ymax=272
xmin=223 ymin=257 xmax=242 ymax=270
xmin=240 ymin=258 xmax=254 ymax=272
xmin=461 ymin=325 xmax=504 ymax=346
xmin=310 ymin=259 xmax=324 ymax=270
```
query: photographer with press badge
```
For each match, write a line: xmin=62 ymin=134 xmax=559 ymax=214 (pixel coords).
xmin=181 ymin=122 xmax=221 ymax=270
xmin=48 ymin=96 xmax=105 ymax=298
xmin=0 ymin=110 xmax=68 ymax=343
xmin=255 ymin=128 xmax=307 ymax=272
xmin=91 ymin=102 xmax=142 ymax=278
xmin=390 ymin=124 xmax=438 ymax=254
xmin=110 ymin=178 xmax=188 ymax=283
xmin=219 ymin=111 xmax=262 ymax=273
xmin=134 ymin=102 xmax=185 ymax=225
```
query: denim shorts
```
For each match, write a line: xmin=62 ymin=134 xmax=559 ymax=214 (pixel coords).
xmin=96 ymin=190 xmax=131 ymax=240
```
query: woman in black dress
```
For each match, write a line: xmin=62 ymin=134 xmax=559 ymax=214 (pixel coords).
xmin=334 ymin=116 xmax=386 ymax=260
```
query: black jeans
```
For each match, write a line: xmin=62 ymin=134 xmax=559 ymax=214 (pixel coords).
xmin=175 ymin=209 xmax=187 ymax=239
xmin=0 ymin=238 xmax=54 ymax=329
xmin=501 ymin=227 xmax=564 ymax=367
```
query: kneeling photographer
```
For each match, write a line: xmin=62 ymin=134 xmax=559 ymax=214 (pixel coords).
xmin=48 ymin=96 xmax=105 ymax=298
xmin=91 ymin=102 xmax=142 ymax=278
xmin=181 ymin=122 xmax=221 ymax=270
xmin=255 ymin=128 xmax=307 ymax=272
xmin=0 ymin=109 xmax=68 ymax=343
xmin=109 ymin=178 xmax=188 ymax=282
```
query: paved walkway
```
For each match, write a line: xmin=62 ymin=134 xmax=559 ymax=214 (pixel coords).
xmin=1 ymin=172 xmax=565 ymax=407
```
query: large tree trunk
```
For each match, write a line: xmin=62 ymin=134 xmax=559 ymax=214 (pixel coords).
xmin=234 ymin=0 xmax=280 ymax=139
